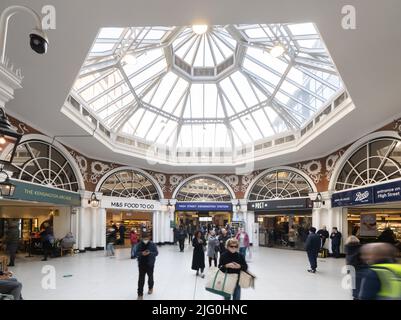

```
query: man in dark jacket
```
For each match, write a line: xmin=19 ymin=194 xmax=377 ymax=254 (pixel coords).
xmin=133 ymin=232 xmax=158 ymax=300
xmin=177 ymin=225 xmax=186 ymax=252
xmin=317 ymin=226 xmax=329 ymax=249
xmin=218 ymin=228 xmax=231 ymax=254
xmin=118 ymin=224 xmax=126 ymax=245
xmin=330 ymin=227 xmax=342 ymax=258
xmin=5 ymin=220 xmax=19 ymax=267
xmin=305 ymin=227 xmax=321 ymax=273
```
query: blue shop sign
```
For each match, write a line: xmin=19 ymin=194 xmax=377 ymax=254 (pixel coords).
xmin=374 ymin=180 xmax=401 ymax=203
xmin=332 ymin=187 xmax=374 ymax=207
xmin=175 ymin=202 xmax=233 ymax=211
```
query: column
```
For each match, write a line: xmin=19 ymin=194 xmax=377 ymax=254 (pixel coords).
xmin=90 ymin=207 xmax=97 ymax=249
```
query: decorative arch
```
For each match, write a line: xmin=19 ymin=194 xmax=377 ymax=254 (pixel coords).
xmin=245 ymin=166 xmax=317 ymax=201
xmin=172 ymin=174 xmax=235 ymax=201
xmin=329 ymin=131 xmax=401 ymax=191
xmin=95 ymin=166 xmax=164 ymax=200
xmin=1 ymin=134 xmax=85 ymax=191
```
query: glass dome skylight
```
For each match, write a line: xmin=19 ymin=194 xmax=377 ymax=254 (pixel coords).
xmin=71 ymin=23 xmax=343 ymax=153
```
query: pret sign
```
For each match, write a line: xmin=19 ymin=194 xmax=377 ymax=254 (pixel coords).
xmin=101 ymin=197 xmax=161 ymax=211
xmin=248 ymin=198 xmax=311 ymax=211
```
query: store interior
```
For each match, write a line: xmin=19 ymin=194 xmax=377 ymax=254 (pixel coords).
xmin=348 ymin=206 xmax=401 ymax=243
xmin=256 ymin=211 xmax=312 ymax=250
xmin=106 ymin=210 xmax=153 ymax=245
xmin=0 ymin=199 xmax=73 ymax=255
xmin=175 ymin=211 xmax=232 ymax=229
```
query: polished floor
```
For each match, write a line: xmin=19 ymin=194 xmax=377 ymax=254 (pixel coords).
xmin=6 ymin=244 xmax=351 ymax=300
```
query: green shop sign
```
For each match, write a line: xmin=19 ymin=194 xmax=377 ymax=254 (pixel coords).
xmin=5 ymin=179 xmax=81 ymax=206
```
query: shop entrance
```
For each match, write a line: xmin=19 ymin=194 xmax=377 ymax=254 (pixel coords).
xmin=256 ymin=211 xmax=312 ymax=250
xmin=0 ymin=199 xmax=74 ymax=256
xmin=175 ymin=211 xmax=232 ymax=230
xmin=106 ymin=210 xmax=153 ymax=246
xmin=347 ymin=206 xmax=401 ymax=246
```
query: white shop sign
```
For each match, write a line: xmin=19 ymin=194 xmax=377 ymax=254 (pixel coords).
xmin=101 ymin=197 xmax=161 ymax=211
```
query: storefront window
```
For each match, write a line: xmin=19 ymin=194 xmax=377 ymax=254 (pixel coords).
xmin=100 ymin=169 xmax=160 ymax=200
xmin=257 ymin=214 xmax=312 ymax=249
xmin=335 ymin=138 xmax=401 ymax=191
xmin=175 ymin=177 xmax=231 ymax=202
xmin=9 ymin=140 xmax=79 ymax=192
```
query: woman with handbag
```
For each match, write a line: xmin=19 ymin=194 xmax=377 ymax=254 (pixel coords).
xmin=218 ymin=238 xmax=248 ymax=300
xmin=192 ymin=231 xmax=206 ymax=278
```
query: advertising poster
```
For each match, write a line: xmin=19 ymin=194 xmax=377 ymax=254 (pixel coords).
xmin=360 ymin=213 xmax=377 ymax=237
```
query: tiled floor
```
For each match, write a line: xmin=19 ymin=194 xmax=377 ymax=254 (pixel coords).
xmin=6 ymin=244 xmax=352 ymax=300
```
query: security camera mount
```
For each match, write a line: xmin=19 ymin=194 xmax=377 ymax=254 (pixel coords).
xmin=0 ymin=5 xmax=46 ymax=64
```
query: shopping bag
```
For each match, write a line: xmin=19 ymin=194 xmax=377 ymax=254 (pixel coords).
xmin=239 ymin=270 xmax=256 ymax=289
xmin=205 ymin=267 xmax=238 ymax=298
xmin=318 ymin=248 xmax=328 ymax=258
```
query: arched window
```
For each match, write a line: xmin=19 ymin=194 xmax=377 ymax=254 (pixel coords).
xmin=99 ymin=169 xmax=160 ymax=200
xmin=335 ymin=138 xmax=401 ymax=191
xmin=248 ymin=169 xmax=313 ymax=201
xmin=175 ymin=177 xmax=232 ymax=202
xmin=9 ymin=140 xmax=80 ymax=192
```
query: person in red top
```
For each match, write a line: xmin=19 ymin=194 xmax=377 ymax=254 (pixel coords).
xmin=130 ymin=228 xmax=139 ymax=259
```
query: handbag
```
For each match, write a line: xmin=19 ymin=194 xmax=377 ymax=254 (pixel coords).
xmin=239 ymin=270 xmax=256 ymax=289
xmin=205 ymin=267 xmax=238 ymax=298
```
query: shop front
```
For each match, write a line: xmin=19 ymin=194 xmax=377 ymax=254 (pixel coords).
xmin=248 ymin=198 xmax=313 ymax=250
xmin=174 ymin=202 xmax=233 ymax=230
xmin=332 ymin=179 xmax=401 ymax=245
xmin=102 ymin=197 xmax=161 ymax=244
xmin=0 ymin=179 xmax=81 ymax=255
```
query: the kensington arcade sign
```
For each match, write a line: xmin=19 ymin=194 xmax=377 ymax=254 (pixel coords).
xmin=101 ymin=197 xmax=161 ymax=211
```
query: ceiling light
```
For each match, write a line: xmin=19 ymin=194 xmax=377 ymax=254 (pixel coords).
xmin=192 ymin=25 xmax=208 ymax=35
xmin=121 ymin=54 xmax=137 ymax=65
xmin=0 ymin=135 xmax=6 ymax=144
xmin=270 ymin=44 xmax=285 ymax=58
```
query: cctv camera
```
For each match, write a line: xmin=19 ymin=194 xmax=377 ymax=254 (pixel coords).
xmin=29 ymin=29 xmax=48 ymax=54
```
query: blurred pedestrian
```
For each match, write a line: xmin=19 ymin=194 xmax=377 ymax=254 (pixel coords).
xmin=344 ymin=235 xmax=365 ymax=299
xmin=359 ymin=242 xmax=401 ymax=300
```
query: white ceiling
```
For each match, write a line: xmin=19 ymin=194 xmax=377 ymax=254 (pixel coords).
xmin=2 ymin=0 xmax=401 ymax=173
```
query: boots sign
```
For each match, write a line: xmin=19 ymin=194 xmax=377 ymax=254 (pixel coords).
xmin=101 ymin=197 xmax=161 ymax=211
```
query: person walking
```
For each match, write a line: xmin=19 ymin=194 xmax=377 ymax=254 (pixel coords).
xmin=207 ymin=230 xmax=219 ymax=267
xmin=191 ymin=231 xmax=206 ymax=278
xmin=317 ymin=226 xmax=330 ymax=249
xmin=118 ymin=223 xmax=126 ymax=245
xmin=5 ymin=220 xmax=19 ymax=267
xmin=359 ymin=242 xmax=401 ymax=300
xmin=106 ymin=227 xmax=117 ymax=257
xmin=218 ymin=238 xmax=248 ymax=300
xmin=235 ymin=228 xmax=250 ymax=258
xmin=133 ymin=232 xmax=158 ymax=300
xmin=40 ymin=223 xmax=54 ymax=261
xmin=177 ymin=225 xmax=186 ymax=252
xmin=130 ymin=228 xmax=139 ymax=259
xmin=218 ymin=228 xmax=231 ymax=254
xmin=187 ymin=224 xmax=194 ymax=245
xmin=330 ymin=227 xmax=342 ymax=258
xmin=344 ymin=235 xmax=365 ymax=299
xmin=305 ymin=227 xmax=321 ymax=273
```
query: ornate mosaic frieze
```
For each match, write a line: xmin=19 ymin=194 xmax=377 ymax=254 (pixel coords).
xmin=325 ymin=149 xmax=345 ymax=182
xmin=296 ymin=160 xmax=322 ymax=184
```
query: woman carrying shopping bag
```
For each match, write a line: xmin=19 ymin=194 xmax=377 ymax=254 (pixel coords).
xmin=218 ymin=238 xmax=248 ymax=300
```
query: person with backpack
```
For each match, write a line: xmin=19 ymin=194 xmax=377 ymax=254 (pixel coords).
xmin=359 ymin=242 xmax=401 ymax=300
xmin=133 ymin=232 xmax=158 ymax=300
xmin=40 ymin=223 xmax=54 ymax=261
